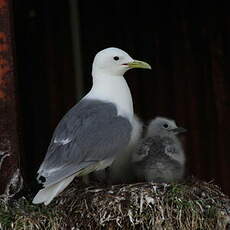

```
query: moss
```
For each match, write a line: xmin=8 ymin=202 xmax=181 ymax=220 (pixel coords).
xmin=0 ymin=179 xmax=229 ymax=229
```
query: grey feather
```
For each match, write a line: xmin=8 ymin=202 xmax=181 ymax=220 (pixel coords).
xmin=108 ymin=115 xmax=143 ymax=184
xmin=37 ymin=99 xmax=132 ymax=187
xmin=132 ymin=117 xmax=186 ymax=183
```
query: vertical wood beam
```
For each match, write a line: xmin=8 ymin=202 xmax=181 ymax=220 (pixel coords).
xmin=0 ymin=0 xmax=22 ymax=197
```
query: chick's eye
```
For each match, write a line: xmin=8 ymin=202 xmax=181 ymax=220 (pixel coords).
xmin=113 ymin=56 xmax=119 ymax=61
xmin=163 ymin=123 xmax=169 ymax=129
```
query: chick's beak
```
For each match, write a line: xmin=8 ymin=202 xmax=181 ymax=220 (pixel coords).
xmin=171 ymin=127 xmax=187 ymax=134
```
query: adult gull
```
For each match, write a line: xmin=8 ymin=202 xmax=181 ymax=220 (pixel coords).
xmin=32 ymin=47 xmax=151 ymax=205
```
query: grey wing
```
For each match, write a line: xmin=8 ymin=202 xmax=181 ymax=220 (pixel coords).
xmin=132 ymin=136 xmax=164 ymax=162
xmin=165 ymin=145 xmax=177 ymax=155
xmin=37 ymin=99 xmax=132 ymax=187
xmin=163 ymin=137 xmax=185 ymax=164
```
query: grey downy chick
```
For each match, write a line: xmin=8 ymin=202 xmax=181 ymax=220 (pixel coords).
xmin=131 ymin=117 xmax=186 ymax=183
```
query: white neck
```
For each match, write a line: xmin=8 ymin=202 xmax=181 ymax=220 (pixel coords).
xmin=84 ymin=73 xmax=134 ymax=119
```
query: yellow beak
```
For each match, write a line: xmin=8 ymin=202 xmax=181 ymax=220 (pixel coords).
xmin=127 ymin=60 xmax=151 ymax=69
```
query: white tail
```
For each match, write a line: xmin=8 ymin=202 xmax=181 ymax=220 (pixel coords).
xmin=32 ymin=174 xmax=76 ymax=205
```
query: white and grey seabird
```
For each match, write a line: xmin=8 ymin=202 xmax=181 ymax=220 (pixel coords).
xmin=32 ymin=47 xmax=151 ymax=205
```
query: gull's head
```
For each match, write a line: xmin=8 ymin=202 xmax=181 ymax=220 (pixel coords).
xmin=146 ymin=117 xmax=187 ymax=137
xmin=92 ymin=47 xmax=151 ymax=77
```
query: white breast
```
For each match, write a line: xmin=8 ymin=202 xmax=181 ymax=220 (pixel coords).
xmin=85 ymin=74 xmax=134 ymax=120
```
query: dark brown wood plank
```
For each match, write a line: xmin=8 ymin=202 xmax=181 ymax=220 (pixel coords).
xmin=0 ymin=0 xmax=22 ymax=196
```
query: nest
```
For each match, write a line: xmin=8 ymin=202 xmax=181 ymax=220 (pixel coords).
xmin=0 ymin=179 xmax=230 ymax=230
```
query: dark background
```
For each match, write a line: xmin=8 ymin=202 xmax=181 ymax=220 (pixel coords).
xmin=13 ymin=1 xmax=230 ymax=195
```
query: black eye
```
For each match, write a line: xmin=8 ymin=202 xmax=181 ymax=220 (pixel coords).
xmin=163 ymin=123 xmax=169 ymax=129
xmin=39 ymin=176 xmax=46 ymax=183
xmin=113 ymin=56 xmax=119 ymax=61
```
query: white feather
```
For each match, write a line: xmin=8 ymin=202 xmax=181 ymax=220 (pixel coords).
xmin=85 ymin=74 xmax=133 ymax=121
xmin=33 ymin=158 xmax=114 ymax=205
xmin=54 ymin=138 xmax=71 ymax=145
xmin=32 ymin=173 xmax=76 ymax=205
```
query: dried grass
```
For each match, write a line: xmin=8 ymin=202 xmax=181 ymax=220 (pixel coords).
xmin=0 ymin=179 xmax=230 ymax=229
